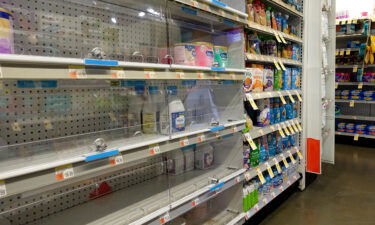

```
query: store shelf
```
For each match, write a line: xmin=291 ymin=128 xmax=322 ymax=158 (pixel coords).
xmin=336 ymin=64 xmax=363 ymax=69
xmin=336 ymin=99 xmax=375 ymax=104
xmin=245 ymin=118 xmax=302 ymax=141
xmin=228 ymin=172 xmax=301 ymax=225
xmin=336 ymin=82 xmax=375 ymax=86
xmin=247 ymin=22 xmax=303 ymax=44
xmin=336 ymin=47 xmax=360 ymax=52
xmin=245 ymin=53 xmax=302 ymax=67
xmin=336 ymin=33 xmax=368 ymax=39
xmin=172 ymin=0 xmax=248 ymax=24
xmin=34 ymin=167 xmax=246 ymax=225
xmin=335 ymin=131 xmax=375 ymax=139
xmin=336 ymin=115 xmax=375 ymax=121
xmin=0 ymin=120 xmax=245 ymax=197
xmin=0 ymin=54 xmax=246 ymax=80
xmin=246 ymin=90 xmax=302 ymax=100
xmin=262 ymin=0 xmax=303 ymax=18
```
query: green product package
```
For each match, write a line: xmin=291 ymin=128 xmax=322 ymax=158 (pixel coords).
xmin=250 ymin=147 xmax=260 ymax=167
xmin=247 ymin=192 xmax=252 ymax=210
xmin=254 ymin=188 xmax=259 ymax=204
xmin=274 ymin=69 xmax=283 ymax=90
xmin=243 ymin=195 xmax=248 ymax=211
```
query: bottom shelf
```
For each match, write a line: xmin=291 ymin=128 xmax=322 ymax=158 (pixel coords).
xmin=227 ymin=172 xmax=301 ymax=225
xmin=335 ymin=131 xmax=375 ymax=139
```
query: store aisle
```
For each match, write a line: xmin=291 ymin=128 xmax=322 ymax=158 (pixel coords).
xmin=259 ymin=144 xmax=375 ymax=225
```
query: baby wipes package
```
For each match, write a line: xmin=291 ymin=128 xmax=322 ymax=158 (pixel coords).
xmin=346 ymin=123 xmax=355 ymax=133
xmin=367 ymin=125 xmax=375 ymax=135
xmin=355 ymin=124 xmax=367 ymax=134
xmin=363 ymin=90 xmax=375 ymax=101
xmin=340 ymin=90 xmax=350 ymax=100
xmin=349 ymin=90 xmax=363 ymax=100
xmin=337 ymin=122 xmax=346 ymax=132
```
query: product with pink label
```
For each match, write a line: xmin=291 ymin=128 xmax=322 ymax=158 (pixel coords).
xmin=194 ymin=42 xmax=214 ymax=67
xmin=174 ymin=43 xmax=196 ymax=66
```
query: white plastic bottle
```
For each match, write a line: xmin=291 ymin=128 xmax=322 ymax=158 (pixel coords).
xmin=160 ymin=86 xmax=186 ymax=134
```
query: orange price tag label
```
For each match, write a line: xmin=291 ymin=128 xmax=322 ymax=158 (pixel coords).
xmin=55 ymin=164 xmax=74 ymax=181
xmin=149 ymin=145 xmax=161 ymax=155
xmin=180 ymin=138 xmax=189 ymax=147
xmin=109 ymin=155 xmax=124 ymax=166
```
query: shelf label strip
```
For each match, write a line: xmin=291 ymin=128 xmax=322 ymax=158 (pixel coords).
xmin=84 ymin=59 xmax=119 ymax=66
xmin=85 ymin=150 xmax=120 ymax=162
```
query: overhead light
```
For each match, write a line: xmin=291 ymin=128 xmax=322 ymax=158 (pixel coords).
xmin=111 ymin=17 xmax=117 ymax=24
xmin=138 ymin=12 xmax=146 ymax=17
xmin=146 ymin=8 xmax=160 ymax=16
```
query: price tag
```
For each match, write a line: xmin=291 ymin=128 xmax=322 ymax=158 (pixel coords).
xmin=335 ymin=49 xmax=339 ymax=55
xmin=232 ymin=126 xmax=238 ymax=133
xmin=278 ymin=59 xmax=286 ymax=70
xmin=159 ymin=212 xmax=170 ymax=224
xmin=219 ymin=9 xmax=226 ymax=17
xmin=245 ymin=211 xmax=251 ymax=220
xmin=335 ymin=83 xmax=338 ymax=89
xmin=180 ymin=138 xmax=189 ymax=147
xmin=274 ymin=31 xmax=282 ymax=43
xmin=197 ymin=133 xmax=206 ymax=142
xmin=291 ymin=121 xmax=298 ymax=132
xmin=192 ymin=198 xmax=200 ymax=207
xmin=281 ymin=154 xmax=289 ymax=168
xmin=288 ymin=151 xmax=297 ymax=164
xmin=335 ymin=20 xmax=340 ymax=25
xmin=244 ymin=171 xmax=252 ymax=181
xmin=350 ymin=100 xmax=355 ymax=107
xmin=287 ymin=180 xmax=291 ymax=185
xmin=144 ymin=69 xmax=156 ymax=79
xmin=345 ymin=49 xmax=351 ymax=55
xmin=339 ymin=50 xmax=344 ymax=56
xmin=55 ymin=164 xmax=74 ymax=181
xmin=279 ymin=185 xmax=285 ymax=191
xmin=358 ymin=82 xmax=363 ymax=89
xmin=44 ymin=119 xmax=53 ymax=130
xmin=278 ymin=92 xmax=287 ymax=104
xmin=190 ymin=0 xmax=199 ymax=7
xmin=353 ymin=65 xmax=358 ymax=73
xmin=342 ymin=20 xmax=347 ymax=25
xmin=111 ymin=67 xmax=126 ymax=78
xmin=287 ymin=91 xmax=295 ymax=103
xmin=246 ymin=94 xmax=259 ymax=110
xmin=245 ymin=133 xmax=258 ymax=150
xmin=203 ymin=4 xmax=211 ymax=11
xmin=262 ymin=198 xmax=268 ymax=204
xmin=235 ymin=176 xmax=241 ymax=183
xmin=149 ymin=145 xmax=161 ymax=155
xmin=271 ymin=192 xmax=276 ymax=198
xmin=0 ymin=180 xmax=6 ymax=197
xmin=175 ymin=70 xmax=185 ymax=79
xmin=256 ymin=168 xmax=266 ymax=184
xmin=294 ymin=90 xmax=302 ymax=101
xmin=296 ymin=148 xmax=303 ymax=159
xmin=295 ymin=120 xmax=303 ymax=132
xmin=282 ymin=123 xmax=291 ymax=136
xmin=69 ymin=65 xmax=87 ymax=78
xmin=286 ymin=121 xmax=295 ymax=134
xmin=279 ymin=34 xmax=287 ymax=44
xmin=277 ymin=124 xmax=286 ymax=138
xmin=265 ymin=162 xmax=275 ymax=178
xmin=258 ymin=129 xmax=265 ymax=136
xmin=273 ymin=59 xmax=281 ymax=70
xmin=354 ymin=134 xmax=359 ymax=141
xmin=273 ymin=158 xmax=282 ymax=173
xmin=353 ymin=19 xmax=358 ymax=24
xmin=109 ymin=154 xmax=124 ymax=166
xmin=197 ymin=71 xmax=205 ymax=79
xmin=254 ymin=203 xmax=260 ymax=211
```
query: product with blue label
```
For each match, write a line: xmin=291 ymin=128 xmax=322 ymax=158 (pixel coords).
xmin=285 ymin=101 xmax=293 ymax=119
xmin=282 ymin=68 xmax=292 ymax=90
xmin=161 ymin=86 xmax=185 ymax=134
xmin=355 ymin=124 xmax=367 ymax=134
xmin=367 ymin=125 xmax=375 ymax=135
xmin=276 ymin=132 xmax=283 ymax=154
xmin=345 ymin=123 xmax=355 ymax=133
xmin=258 ymin=136 xmax=269 ymax=162
xmin=292 ymin=102 xmax=298 ymax=118
xmin=288 ymin=134 xmax=296 ymax=147
xmin=270 ymin=98 xmax=275 ymax=124
xmin=256 ymin=99 xmax=271 ymax=127
xmin=363 ymin=90 xmax=375 ymax=101
xmin=340 ymin=90 xmax=350 ymax=100
xmin=291 ymin=68 xmax=300 ymax=90
xmin=282 ymin=136 xmax=289 ymax=151
xmin=349 ymin=90 xmax=363 ymax=100
xmin=267 ymin=133 xmax=277 ymax=157
xmin=274 ymin=99 xmax=281 ymax=124
xmin=280 ymin=102 xmax=287 ymax=122
xmin=337 ymin=122 xmax=346 ymax=132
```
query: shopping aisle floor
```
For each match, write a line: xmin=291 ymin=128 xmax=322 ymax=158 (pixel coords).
xmin=259 ymin=144 xmax=375 ymax=225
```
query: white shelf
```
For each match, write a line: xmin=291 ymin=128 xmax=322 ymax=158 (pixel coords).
xmin=247 ymin=22 xmax=303 ymax=44
xmin=227 ymin=172 xmax=301 ymax=225
xmin=246 ymin=90 xmax=302 ymax=100
xmin=336 ymin=33 xmax=368 ymax=39
xmin=336 ymin=99 xmax=375 ymax=104
xmin=336 ymin=82 xmax=375 ymax=86
xmin=336 ymin=115 xmax=375 ymax=121
xmin=246 ymin=118 xmax=302 ymax=140
xmin=335 ymin=131 xmax=375 ymax=139
xmin=245 ymin=53 xmax=302 ymax=67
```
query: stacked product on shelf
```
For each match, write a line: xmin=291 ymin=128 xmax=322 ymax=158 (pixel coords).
xmin=336 ymin=19 xmax=370 ymax=36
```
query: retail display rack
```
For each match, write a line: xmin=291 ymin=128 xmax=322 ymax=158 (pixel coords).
xmin=0 ymin=0 xmax=317 ymax=225
xmin=335 ymin=15 xmax=375 ymax=142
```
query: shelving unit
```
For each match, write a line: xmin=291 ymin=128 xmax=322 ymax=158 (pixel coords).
xmin=0 ymin=0 xmax=326 ymax=224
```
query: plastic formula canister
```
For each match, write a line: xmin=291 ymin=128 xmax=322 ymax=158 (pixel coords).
xmin=355 ymin=124 xmax=367 ymax=134
xmin=213 ymin=45 xmax=228 ymax=68
xmin=367 ymin=125 xmax=375 ymax=135
xmin=194 ymin=42 xmax=214 ymax=67
xmin=337 ymin=122 xmax=346 ymax=132
xmin=363 ymin=90 xmax=375 ymax=101
xmin=174 ymin=43 xmax=196 ymax=66
xmin=0 ymin=8 xmax=13 ymax=54
xmin=349 ymin=90 xmax=363 ymax=100
xmin=195 ymin=143 xmax=214 ymax=169
xmin=340 ymin=90 xmax=350 ymax=100
xmin=345 ymin=123 xmax=355 ymax=133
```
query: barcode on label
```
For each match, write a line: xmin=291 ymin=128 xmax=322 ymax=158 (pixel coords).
xmin=55 ymin=165 xmax=74 ymax=181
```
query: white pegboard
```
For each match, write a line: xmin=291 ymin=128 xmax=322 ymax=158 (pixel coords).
xmin=2 ymin=0 xmax=168 ymax=61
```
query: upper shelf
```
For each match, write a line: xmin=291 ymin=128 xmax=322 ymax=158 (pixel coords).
xmin=336 ymin=33 xmax=368 ymax=40
xmin=262 ymin=0 xmax=303 ymax=18
xmin=247 ymin=22 xmax=303 ymax=44
xmin=245 ymin=53 xmax=302 ymax=67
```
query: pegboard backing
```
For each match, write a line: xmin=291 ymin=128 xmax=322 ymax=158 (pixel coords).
xmin=2 ymin=0 xmax=168 ymax=61
xmin=0 ymin=156 xmax=164 ymax=225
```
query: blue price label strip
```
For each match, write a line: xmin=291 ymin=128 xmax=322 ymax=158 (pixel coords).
xmin=209 ymin=182 xmax=225 ymax=191
xmin=84 ymin=59 xmax=119 ymax=66
xmin=211 ymin=0 xmax=227 ymax=7
xmin=211 ymin=67 xmax=225 ymax=71
xmin=85 ymin=150 xmax=120 ymax=162
xmin=210 ymin=126 xmax=225 ymax=132
xmin=181 ymin=7 xmax=197 ymax=15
